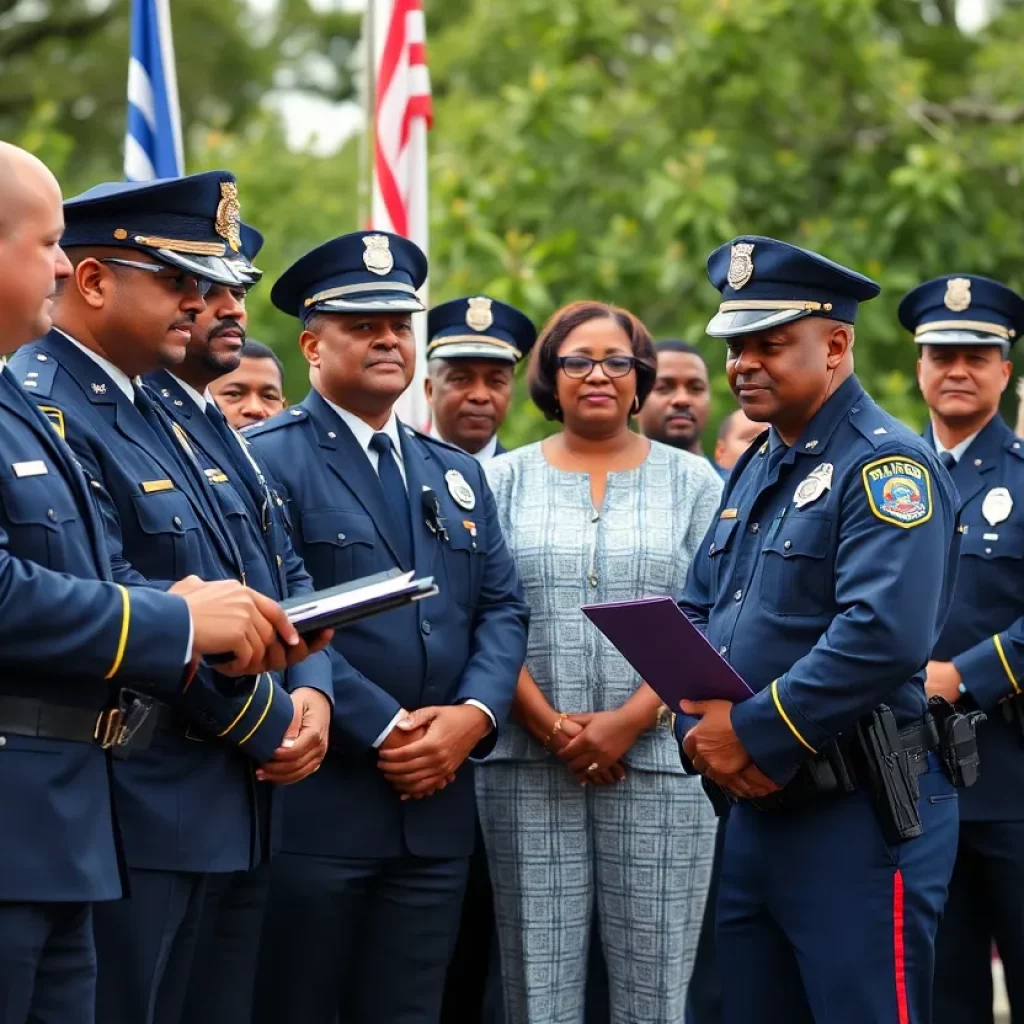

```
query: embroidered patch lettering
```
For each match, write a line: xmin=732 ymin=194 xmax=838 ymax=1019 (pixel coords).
xmin=862 ymin=457 xmax=932 ymax=528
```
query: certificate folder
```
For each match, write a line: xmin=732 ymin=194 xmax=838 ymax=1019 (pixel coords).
xmin=581 ymin=596 xmax=754 ymax=706
xmin=281 ymin=569 xmax=438 ymax=635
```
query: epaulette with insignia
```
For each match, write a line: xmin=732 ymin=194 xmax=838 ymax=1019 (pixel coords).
xmin=246 ymin=408 xmax=307 ymax=438
xmin=19 ymin=355 xmax=57 ymax=398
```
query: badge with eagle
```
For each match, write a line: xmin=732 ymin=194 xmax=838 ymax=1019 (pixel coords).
xmin=215 ymin=182 xmax=242 ymax=253
xmin=727 ymin=243 xmax=755 ymax=290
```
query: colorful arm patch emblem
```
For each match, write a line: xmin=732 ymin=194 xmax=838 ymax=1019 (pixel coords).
xmin=861 ymin=456 xmax=933 ymax=528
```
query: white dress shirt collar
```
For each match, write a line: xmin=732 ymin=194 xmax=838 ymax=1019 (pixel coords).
xmin=57 ymin=329 xmax=135 ymax=403
xmin=933 ymin=429 xmax=980 ymax=466
xmin=429 ymin=420 xmax=498 ymax=463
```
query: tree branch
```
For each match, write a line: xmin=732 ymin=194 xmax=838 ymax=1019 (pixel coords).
xmin=0 ymin=9 xmax=115 ymax=60
xmin=912 ymin=98 xmax=1024 ymax=125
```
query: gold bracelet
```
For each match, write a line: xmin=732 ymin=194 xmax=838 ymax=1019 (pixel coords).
xmin=543 ymin=712 xmax=568 ymax=748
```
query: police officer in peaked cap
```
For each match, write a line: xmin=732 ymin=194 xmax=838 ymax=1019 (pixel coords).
xmin=676 ymin=236 xmax=962 ymax=1024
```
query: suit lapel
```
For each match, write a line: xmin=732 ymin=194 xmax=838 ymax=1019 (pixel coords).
xmin=926 ymin=418 xmax=1003 ymax=507
xmin=0 ymin=368 xmax=110 ymax=577
xmin=303 ymin=391 xmax=405 ymax=566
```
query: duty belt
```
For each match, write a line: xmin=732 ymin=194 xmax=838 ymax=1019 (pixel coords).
xmin=745 ymin=713 xmax=940 ymax=813
xmin=0 ymin=695 xmax=138 ymax=751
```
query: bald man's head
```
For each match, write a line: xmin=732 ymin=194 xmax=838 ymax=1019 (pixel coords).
xmin=0 ymin=143 xmax=71 ymax=351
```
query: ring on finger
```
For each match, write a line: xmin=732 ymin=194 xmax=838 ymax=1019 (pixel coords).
xmin=587 ymin=762 xmax=600 ymax=773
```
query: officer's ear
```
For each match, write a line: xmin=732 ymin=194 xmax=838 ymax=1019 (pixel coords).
xmin=298 ymin=327 xmax=320 ymax=368
xmin=72 ymin=256 xmax=111 ymax=310
xmin=825 ymin=323 xmax=853 ymax=370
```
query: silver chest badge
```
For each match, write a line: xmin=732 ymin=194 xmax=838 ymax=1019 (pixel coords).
xmin=445 ymin=469 xmax=476 ymax=510
xmin=982 ymin=486 xmax=1013 ymax=526
xmin=793 ymin=463 xmax=834 ymax=509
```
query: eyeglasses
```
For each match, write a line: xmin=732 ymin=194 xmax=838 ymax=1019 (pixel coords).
xmin=99 ymin=258 xmax=212 ymax=298
xmin=557 ymin=354 xmax=641 ymax=379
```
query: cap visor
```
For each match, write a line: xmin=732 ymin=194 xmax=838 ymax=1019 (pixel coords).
xmin=153 ymin=249 xmax=250 ymax=288
xmin=705 ymin=307 xmax=811 ymax=338
xmin=315 ymin=294 xmax=426 ymax=315
xmin=428 ymin=341 xmax=518 ymax=363
xmin=916 ymin=329 xmax=1009 ymax=347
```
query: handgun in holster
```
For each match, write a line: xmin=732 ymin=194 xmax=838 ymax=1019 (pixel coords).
xmin=854 ymin=705 xmax=923 ymax=844
xmin=930 ymin=695 xmax=986 ymax=787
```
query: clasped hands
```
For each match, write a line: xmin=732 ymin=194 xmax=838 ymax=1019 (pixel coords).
xmin=377 ymin=704 xmax=493 ymax=801
xmin=678 ymin=699 xmax=780 ymax=800
xmin=542 ymin=709 xmax=648 ymax=786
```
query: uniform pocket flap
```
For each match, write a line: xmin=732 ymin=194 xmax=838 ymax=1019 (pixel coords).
xmin=131 ymin=490 xmax=200 ymax=536
xmin=300 ymin=509 xmax=376 ymax=548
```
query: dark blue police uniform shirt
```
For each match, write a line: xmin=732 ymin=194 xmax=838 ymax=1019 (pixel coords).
xmin=247 ymin=389 xmax=529 ymax=859
xmin=929 ymin=414 xmax=1024 ymax=820
xmin=678 ymin=376 xmax=960 ymax=785
xmin=11 ymin=330 xmax=295 ymax=874
xmin=0 ymin=366 xmax=192 ymax=902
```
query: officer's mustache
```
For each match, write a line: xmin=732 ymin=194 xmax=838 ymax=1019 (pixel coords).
xmin=209 ymin=318 xmax=246 ymax=342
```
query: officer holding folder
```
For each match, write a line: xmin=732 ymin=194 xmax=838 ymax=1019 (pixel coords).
xmin=675 ymin=237 xmax=962 ymax=1024
xmin=248 ymin=231 xmax=529 ymax=1024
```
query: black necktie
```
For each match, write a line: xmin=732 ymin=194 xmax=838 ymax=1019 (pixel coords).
xmin=939 ymin=451 xmax=957 ymax=471
xmin=369 ymin=432 xmax=412 ymax=567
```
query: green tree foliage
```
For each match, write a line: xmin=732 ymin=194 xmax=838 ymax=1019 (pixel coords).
xmin=8 ymin=0 xmax=1024 ymax=443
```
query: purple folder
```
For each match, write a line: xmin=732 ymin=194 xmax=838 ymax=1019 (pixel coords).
xmin=581 ymin=596 xmax=754 ymax=706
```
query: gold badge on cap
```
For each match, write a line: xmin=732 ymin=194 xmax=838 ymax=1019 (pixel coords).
xmin=944 ymin=277 xmax=972 ymax=313
xmin=215 ymin=182 xmax=242 ymax=253
xmin=445 ymin=469 xmax=476 ymax=510
xmin=727 ymin=243 xmax=755 ymax=290
xmin=466 ymin=297 xmax=494 ymax=332
xmin=362 ymin=234 xmax=394 ymax=276
xmin=793 ymin=463 xmax=834 ymax=509
xmin=982 ymin=486 xmax=1013 ymax=526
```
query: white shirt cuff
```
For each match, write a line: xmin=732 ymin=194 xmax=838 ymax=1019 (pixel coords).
xmin=461 ymin=699 xmax=496 ymax=733
xmin=184 ymin=614 xmax=194 ymax=664
xmin=372 ymin=710 xmax=405 ymax=749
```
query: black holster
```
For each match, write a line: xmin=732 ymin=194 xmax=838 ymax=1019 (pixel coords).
xmin=109 ymin=689 xmax=158 ymax=760
xmin=931 ymin=695 xmax=986 ymax=787
xmin=854 ymin=705 xmax=923 ymax=844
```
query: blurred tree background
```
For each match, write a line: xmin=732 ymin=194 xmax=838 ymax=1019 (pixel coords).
xmin=5 ymin=0 xmax=1024 ymax=447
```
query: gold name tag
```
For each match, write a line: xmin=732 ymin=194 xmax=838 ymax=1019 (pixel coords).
xmin=720 ymin=508 xmax=739 ymax=520
xmin=141 ymin=479 xmax=174 ymax=493
xmin=13 ymin=460 xmax=47 ymax=478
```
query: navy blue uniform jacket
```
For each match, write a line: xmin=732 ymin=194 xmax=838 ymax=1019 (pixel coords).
xmin=11 ymin=331 xmax=296 ymax=873
xmin=677 ymin=376 xmax=960 ymax=786
xmin=0 ymin=368 xmax=192 ymax=901
xmin=247 ymin=390 xmax=529 ymax=859
xmin=929 ymin=414 xmax=1024 ymax=820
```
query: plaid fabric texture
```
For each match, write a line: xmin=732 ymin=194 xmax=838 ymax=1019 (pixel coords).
xmin=477 ymin=762 xmax=716 ymax=1024
xmin=483 ymin=442 xmax=723 ymax=772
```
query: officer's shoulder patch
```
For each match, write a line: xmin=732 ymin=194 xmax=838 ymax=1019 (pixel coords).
xmin=247 ymin=408 xmax=305 ymax=438
xmin=37 ymin=405 xmax=65 ymax=440
xmin=861 ymin=455 xmax=933 ymax=528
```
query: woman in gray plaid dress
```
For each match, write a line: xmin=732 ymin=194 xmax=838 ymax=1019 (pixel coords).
xmin=478 ymin=301 xmax=721 ymax=1024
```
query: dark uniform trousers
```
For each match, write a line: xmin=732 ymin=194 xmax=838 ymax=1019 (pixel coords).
xmin=676 ymin=376 xmax=962 ymax=1024
xmin=11 ymin=332 xmax=297 ymax=1024
xmin=924 ymin=416 xmax=1024 ymax=1024
xmin=143 ymin=370 xmax=333 ymax=1024
xmin=0 ymin=362 xmax=201 ymax=1024
xmin=247 ymin=392 xmax=527 ymax=1024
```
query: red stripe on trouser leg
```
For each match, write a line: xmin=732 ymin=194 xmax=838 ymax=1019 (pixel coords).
xmin=893 ymin=869 xmax=909 ymax=1024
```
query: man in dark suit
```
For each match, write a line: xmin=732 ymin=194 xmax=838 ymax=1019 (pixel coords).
xmin=0 ymin=144 xmax=296 ymax=1024
xmin=141 ymin=222 xmax=333 ymax=1024
xmin=424 ymin=296 xmax=536 ymax=462
xmin=248 ymin=232 xmax=529 ymax=1024
xmin=10 ymin=171 xmax=331 ymax=1024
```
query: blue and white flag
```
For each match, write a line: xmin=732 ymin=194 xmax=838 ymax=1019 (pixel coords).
xmin=124 ymin=0 xmax=184 ymax=181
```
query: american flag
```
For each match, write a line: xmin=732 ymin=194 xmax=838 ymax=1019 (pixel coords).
xmin=370 ymin=0 xmax=433 ymax=428
xmin=124 ymin=0 xmax=184 ymax=181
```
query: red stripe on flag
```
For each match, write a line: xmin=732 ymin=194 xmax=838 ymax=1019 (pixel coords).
xmin=893 ymin=869 xmax=909 ymax=1024
xmin=409 ymin=42 xmax=426 ymax=66
xmin=374 ymin=136 xmax=407 ymax=237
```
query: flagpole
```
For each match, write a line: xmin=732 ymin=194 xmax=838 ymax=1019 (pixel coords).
xmin=357 ymin=0 xmax=376 ymax=229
